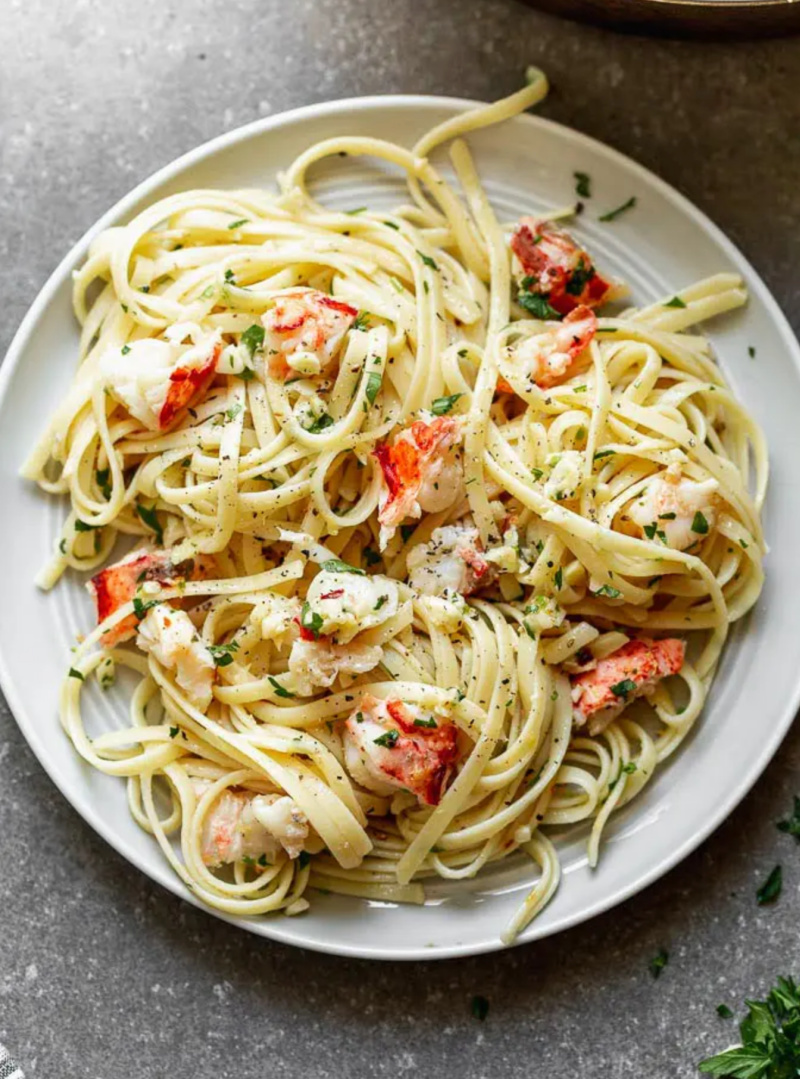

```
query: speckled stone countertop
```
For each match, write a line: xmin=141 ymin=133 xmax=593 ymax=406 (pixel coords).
xmin=1 ymin=2 xmax=799 ymax=1076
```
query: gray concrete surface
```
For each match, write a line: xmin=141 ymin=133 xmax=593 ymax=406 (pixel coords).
xmin=1 ymin=1 xmax=799 ymax=1076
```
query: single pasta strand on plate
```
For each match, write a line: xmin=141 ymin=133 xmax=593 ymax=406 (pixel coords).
xmin=25 ymin=67 xmax=767 ymax=944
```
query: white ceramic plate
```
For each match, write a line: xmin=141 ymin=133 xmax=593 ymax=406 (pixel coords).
xmin=1 ymin=96 xmax=799 ymax=961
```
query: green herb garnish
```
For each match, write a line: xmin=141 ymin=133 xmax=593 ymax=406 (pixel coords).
xmin=136 ymin=504 xmax=163 ymax=545
xmin=664 ymin=296 xmax=687 ymax=309
xmin=320 ymin=558 xmax=365 ymax=576
xmin=241 ymin=324 xmax=265 ymax=356
xmin=611 ymin=679 xmax=637 ymax=699
xmin=471 ymin=996 xmax=490 ymax=1022
xmin=517 ymin=290 xmax=561 ymax=320
xmin=301 ymin=602 xmax=324 ymax=640
xmin=777 ymin=796 xmax=800 ymax=840
xmin=691 ymin=511 xmax=709 ymax=535
xmin=365 ymin=370 xmax=382 ymax=405
xmin=594 ymin=584 xmax=622 ymax=598
xmin=268 ymin=676 xmax=295 ymax=699
xmin=430 ymin=393 xmax=463 ymax=416
xmin=756 ymin=865 xmax=783 ymax=905
xmin=208 ymin=641 xmax=240 ymax=668
xmin=599 ymin=196 xmax=637 ymax=223
xmin=698 ymin=976 xmax=800 ymax=1077
xmin=374 ymin=729 xmax=399 ymax=748
xmin=574 ymin=171 xmax=591 ymax=198
xmin=649 ymin=949 xmax=668 ymax=979
xmin=306 ymin=413 xmax=334 ymax=434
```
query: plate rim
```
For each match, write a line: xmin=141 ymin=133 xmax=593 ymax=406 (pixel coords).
xmin=2 ymin=92 xmax=799 ymax=961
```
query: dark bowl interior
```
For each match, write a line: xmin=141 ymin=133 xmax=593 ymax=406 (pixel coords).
xmin=522 ymin=0 xmax=800 ymax=37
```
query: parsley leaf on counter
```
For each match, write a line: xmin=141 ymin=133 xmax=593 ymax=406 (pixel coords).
xmin=699 ymin=976 xmax=800 ymax=1077
xmin=471 ymin=995 xmax=490 ymax=1021
xmin=777 ymin=796 xmax=800 ymax=841
xmin=649 ymin=949 xmax=669 ymax=979
xmin=756 ymin=866 xmax=783 ymax=906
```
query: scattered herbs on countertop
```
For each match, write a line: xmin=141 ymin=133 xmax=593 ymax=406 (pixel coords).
xmin=471 ymin=995 xmax=490 ymax=1021
xmin=777 ymin=796 xmax=800 ymax=841
xmin=649 ymin=949 xmax=669 ymax=979
xmin=756 ymin=865 xmax=783 ymax=906
xmin=698 ymin=975 xmax=800 ymax=1077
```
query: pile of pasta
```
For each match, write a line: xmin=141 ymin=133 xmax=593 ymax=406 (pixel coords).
xmin=24 ymin=71 xmax=766 ymax=942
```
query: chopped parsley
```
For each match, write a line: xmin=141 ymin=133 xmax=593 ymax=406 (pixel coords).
xmin=649 ymin=949 xmax=668 ymax=978
xmin=306 ymin=412 xmax=334 ymax=434
xmin=610 ymin=678 xmax=637 ymax=699
xmin=320 ymin=558 xmax=365 ymax=576
xmin=554 ymin=567 xmax=563 ymax=590
xmin=691 ymin=511 xmax=709 ymax=535
xmin=777 ymin=795 xmax=800 ymax=840
xmin=74 ymin=519 xmax=100 ymax=533
xmin=96 ymin=467 xmax=112 ymax=499
xmin=68 ymin=668 xmax=84 ymax=681
xmin=430 ymin=393 xmax=463 ymax=416
xmin=226 ymin=402 xmax=243 ymax=421
xmin=471 ymin=995 xmax=490 ymax=1022
xmin=169 ymin=726 xmax=180 ymax=739
xmin=756 ymin=865 xmax=783 ymax=905
xmin=383 ymin=220 xmax=399 ymax=230
xmin=224 ymin=268 xmax=236 ymax=283
xmin=716 ymin=1004 xmax=734 ymax=1019
xmin=531 ymin=467 xmax=544 ymax=481
xmin=373 ymin=729 xmax=399 ymax=748
xmin=136 ymin=504 xmax=163 ymax=545
xmin=208 ymin=641 xmax=240 ymax=667
xmin=593 ymin=449 xmax=616 ymax=461
xmin=363 ymin=547 xmax=381 ymax=566
xmin=599 ymin=196 xmax=637 ymax=223
xmin=132 ymin=596 xmax=160 ymax=621
xmin=417 ymin=251 xmax=439 ymax=271
xmin=365 ymin=370 xmax=382 ymax=405
xmin=698 ymin=976 xmax=800 ymax=1077
xmin=352 ymin=311 xmax=371 ymax=331
xmin=644 ymin=521 xmax=667 ymax=543
xmin=664 ymin=296 xmax=687 ymax=309
xmin=301 ymin=602 xmax=324 ymax=640
xmin=268 ymin=676 xmax=295 ymax=699
xmin=748 ymin=345 xmax=756 ymax=359
xmin=565 ymin=257 xmax=594 ymax=297
xmin=517 ymin=289 xmax=561 ymax=320
xmin=374 ymin=595 xmax=389 ymax=611
xmin=413 ymin=716 xmax=438 ymax=729
xmin=227 ymin=218 xmax=249 ymax=229
xmin=121 ymin=344 xmax=131 ymax=355
xmin=573 ymin=171 xmax=591 ymax=199
xmin=241 ymin=323 xmax=265 ymax=356
xmin=594 ymin=584 xmax=622 ymax=599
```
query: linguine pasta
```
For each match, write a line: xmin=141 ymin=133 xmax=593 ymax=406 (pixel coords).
xmin=23 ymin=71 xmax=766 ymax=943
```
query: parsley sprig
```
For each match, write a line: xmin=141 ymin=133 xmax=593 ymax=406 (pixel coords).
xmin=777 ymin=796 xmax=800 ymax=841
xmin=698 ymin=976 xmax=800 ymax=1078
